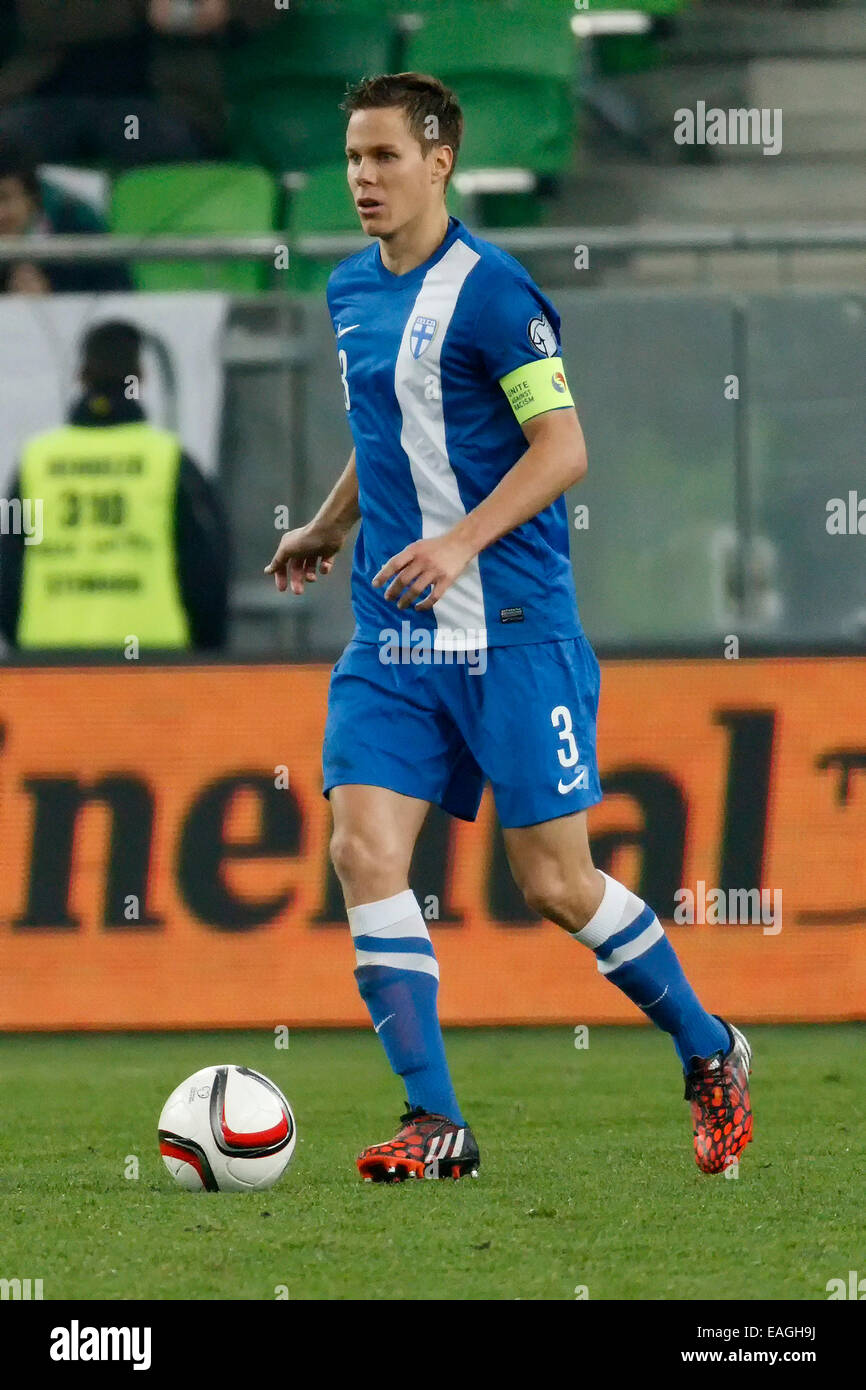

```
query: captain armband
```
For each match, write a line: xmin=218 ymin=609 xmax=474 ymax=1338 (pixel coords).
xmin=498 ymin=356 xmax=574 ymax=424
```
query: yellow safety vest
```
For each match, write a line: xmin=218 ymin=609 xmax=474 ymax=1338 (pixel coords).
xmin=18 ymin=421 xmax=190 ymax=649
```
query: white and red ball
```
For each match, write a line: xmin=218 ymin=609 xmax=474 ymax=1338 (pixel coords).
xmin=158 ymin=1064 xmax=296 ymax=1192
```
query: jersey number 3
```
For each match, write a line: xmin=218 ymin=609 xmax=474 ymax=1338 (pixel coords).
xmin=551 ymin=704 xmax=579 ymax=767
xmin=338 ymin=349 xmax=351 ymax=411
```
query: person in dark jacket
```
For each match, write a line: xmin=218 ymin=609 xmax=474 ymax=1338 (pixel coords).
xmin=0 ymin=319 xmax=230 ymax=650
xmin=0 ymin=144 xmax=133 ymax=293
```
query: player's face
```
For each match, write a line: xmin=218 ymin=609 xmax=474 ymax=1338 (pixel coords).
xmin=346 ymin=107 xmax=445 ymax=237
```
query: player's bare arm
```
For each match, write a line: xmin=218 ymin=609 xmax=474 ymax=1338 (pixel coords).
xmin=265 ymin=448 xmax=360 ymax=593
xmin=372 ymin=406 xmax=587 ymax=611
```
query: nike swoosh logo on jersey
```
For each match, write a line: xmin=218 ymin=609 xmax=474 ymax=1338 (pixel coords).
xmin=336 ymin=323 xmax=360 ymax=338
xmin=558 ymin=768 xmax=589 ymax=794
xmin=373 ymin=1012 xmax=395 ymax=1033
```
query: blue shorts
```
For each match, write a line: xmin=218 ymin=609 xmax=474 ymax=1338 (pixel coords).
xmin=322 ymin=636 xmax=602 ymax=829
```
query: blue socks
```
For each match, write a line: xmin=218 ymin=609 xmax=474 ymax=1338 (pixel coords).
xmin=349 ymin=877 xmax=728 ymax=1105
xmin=348 ymin=889 xmax=466 ymax=1124
xmin=571 ymin=872 xmax=730 ymax=1070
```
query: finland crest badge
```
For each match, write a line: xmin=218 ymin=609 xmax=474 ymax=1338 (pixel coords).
xmin=410 ymin=315 xmax=437 ymax=358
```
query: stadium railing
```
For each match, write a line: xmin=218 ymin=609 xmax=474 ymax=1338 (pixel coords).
xmin=3 ymin=222 xmax=866 ymax=284
xmin=1 ymin=225 xmax=864 ymax=657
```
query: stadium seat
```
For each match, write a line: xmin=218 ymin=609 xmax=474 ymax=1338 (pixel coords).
xmin=225 ymin=15 xmax=396 ymax=174
xmin=581 ymin=0 xmax=689 ymax=10
xmin=587 ymin=0 xmax=693 ymax=76
xmin=403 ymin=2 xmax=579 ymax=180
xmin=111 ymin=164 xmax=277 ymax=292
xmin=309 ymin=0 xmax=684 ymax=15
xmin=282 ymin=164 xmax=359 ymax=295
xmin=40 ymin=165 xmax=110 ymax=217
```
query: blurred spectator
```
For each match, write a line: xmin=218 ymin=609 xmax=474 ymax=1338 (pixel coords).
xmin=0 ymin=0 xmax=282 ymax=166
xmin=0 ymin=319 xmax=230 ymax=651
xmin=0 ymin=143 xmax=133 ymax=293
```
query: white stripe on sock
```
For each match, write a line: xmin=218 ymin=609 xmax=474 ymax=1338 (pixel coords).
xmin=572 ymin=872 xmax=647 ymax=950
xmin=347 ymin=889 xmax=419 ymax=938
xmin=353 ymin=948 xmax=439 ymax=979
xmin=597 ymin=919 xmax=664 ymax=975
xmin=351 ymin=913 xmax=432 ymax=941
xmin=347 ymin=892 xmax=438 ymax=976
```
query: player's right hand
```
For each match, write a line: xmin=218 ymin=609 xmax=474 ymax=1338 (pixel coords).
xmin=264 ymin=522 xmax=345 ymax=595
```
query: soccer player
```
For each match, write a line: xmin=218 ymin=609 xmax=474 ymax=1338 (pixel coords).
xmin=266 ymin=73 xmax=752 ymax=1183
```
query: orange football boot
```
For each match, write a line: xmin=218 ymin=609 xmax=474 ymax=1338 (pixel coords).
xmin=357 ymin=1105 xmax=480 ymax=1183
xmin=684 ymin=1019 xmax=753 ymax=1174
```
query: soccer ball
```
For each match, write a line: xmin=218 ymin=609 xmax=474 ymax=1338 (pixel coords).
xmin=158 ymin=1064 xmax=296 ymax=1192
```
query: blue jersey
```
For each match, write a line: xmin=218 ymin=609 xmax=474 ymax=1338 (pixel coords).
xmin=326 ymin=215 xmax=583 ymax=649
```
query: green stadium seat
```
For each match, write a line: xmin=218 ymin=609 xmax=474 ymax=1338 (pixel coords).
xmin=403 ymin=2 xmax=579 ymax=179
xmin=225 ymin=15 xmax=396 ymax=174
xmin=283 ymin=164 xmax=358 ymax=295
xmin=303 ymin=0 xmax=683 ymax=15
xmin=579 ymin=0 xmax=689 ymax=10
xmin=586 ymin=0 xmax=693 ymax=76
xmin=111 ymin=164 xmax=278 ymax=293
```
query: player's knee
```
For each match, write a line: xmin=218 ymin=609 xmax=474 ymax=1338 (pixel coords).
xmin=329 ymin=828 xmax=404 ymax=896
xmin=521 ymin=867 xmax=571 ymax=923
xmin=522 ymin=866 xmax=601 ymax=931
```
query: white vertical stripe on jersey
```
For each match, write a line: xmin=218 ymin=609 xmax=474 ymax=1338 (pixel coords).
xmin=393 ymin=238 xmax=488 ymax=652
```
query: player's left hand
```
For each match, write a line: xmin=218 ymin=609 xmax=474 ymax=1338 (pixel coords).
xmin=372 ymin=533 xmax=474 ymax=610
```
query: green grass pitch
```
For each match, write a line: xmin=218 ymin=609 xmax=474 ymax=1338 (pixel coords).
xmin=0 ymin=1025 xmax=862 ymax=1301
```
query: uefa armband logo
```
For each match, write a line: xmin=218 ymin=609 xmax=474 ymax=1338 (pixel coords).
xmin=527 ymin=313 xmax=557 ymax=357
